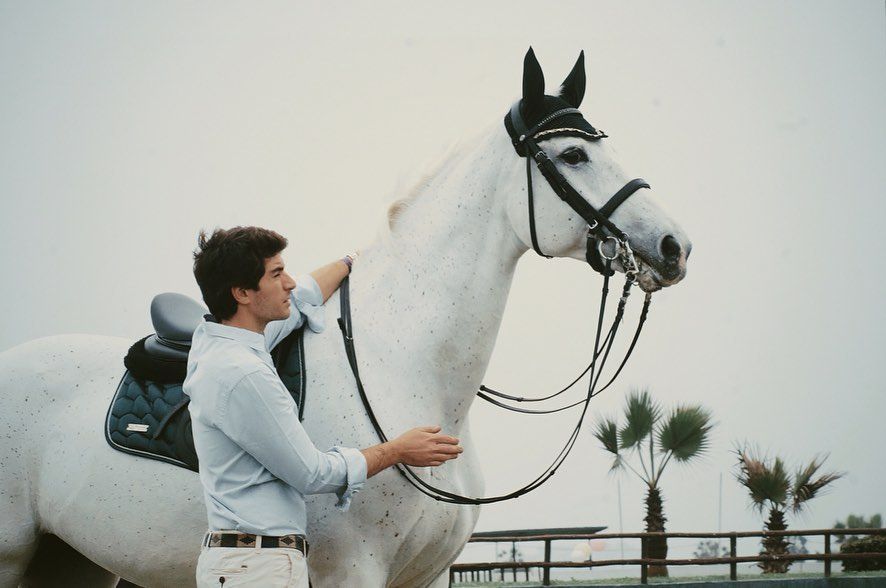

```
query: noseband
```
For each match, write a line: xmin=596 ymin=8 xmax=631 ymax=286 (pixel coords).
xmin=506 ymin=100 xmax=650 ymax=276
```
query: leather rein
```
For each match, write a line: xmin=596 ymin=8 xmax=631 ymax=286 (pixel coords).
xmin=336 ymin=102 xmax=653 ymax=505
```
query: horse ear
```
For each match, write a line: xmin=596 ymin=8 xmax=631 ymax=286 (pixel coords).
xmin=559 ymin=50 xmax=586 ymax=108
xmin=522 ymin=47 xmax=545 ymax=114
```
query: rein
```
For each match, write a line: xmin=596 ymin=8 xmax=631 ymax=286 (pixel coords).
xmin=335 ymin=100 xmax=654 ymax=505
xmin=338 ymin=270 xmax=627 ymax=505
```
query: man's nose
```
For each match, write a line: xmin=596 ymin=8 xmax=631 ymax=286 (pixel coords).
xmin=283 ymin=272 xmax=296 ymax=291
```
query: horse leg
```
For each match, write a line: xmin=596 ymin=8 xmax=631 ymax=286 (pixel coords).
xmin=0 ymin=475 xmax=119 ymax=588
xmin=309 ymin=553 xmax=392 ymax=588
xmin=0 ymin=500 xmax=37 ymax=588
xmin=20 ymin=534 xmax=120 ymax=588
xmin=0 ymin=377 xmax=39 ymax=588
xmin=425 ymin=570 xmax=451 ymax=588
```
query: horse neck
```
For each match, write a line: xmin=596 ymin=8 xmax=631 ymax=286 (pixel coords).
xmin=352 ymin=131 xmax=526 ymax=425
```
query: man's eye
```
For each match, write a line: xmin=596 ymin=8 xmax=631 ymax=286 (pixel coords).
xmin=559 ymin=148 xmax=588 ymax=165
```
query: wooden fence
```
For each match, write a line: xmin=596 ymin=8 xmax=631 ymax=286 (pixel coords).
xmin=449 ymin=527 xmax=886 ymax=585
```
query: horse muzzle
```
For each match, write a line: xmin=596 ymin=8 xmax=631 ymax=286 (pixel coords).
xmin=634 ymin=234 xmax=691 ymax=292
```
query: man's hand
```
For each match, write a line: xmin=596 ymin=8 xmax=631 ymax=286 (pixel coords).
xmin=391 ymin=426 xmax=462 ymax=467
xmin=309 ymin=257 xmax=352 ymax=303
xmin=361 ymin=425 xmax=462 ymax=478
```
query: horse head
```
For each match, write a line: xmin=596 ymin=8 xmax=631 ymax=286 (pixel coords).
xmin=501 ymin=48 xmax=691 ymax=292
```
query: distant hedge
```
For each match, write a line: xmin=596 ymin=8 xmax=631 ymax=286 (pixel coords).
xmin=841 ymin=535 xmax=886 ymax=571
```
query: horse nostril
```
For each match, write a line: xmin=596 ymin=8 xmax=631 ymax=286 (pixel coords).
xmin=660 ymin=235 xmax=682 ymax=261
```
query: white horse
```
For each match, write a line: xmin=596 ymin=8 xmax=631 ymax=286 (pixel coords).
xmin=0 ymin=50 xmax=690 ymax=587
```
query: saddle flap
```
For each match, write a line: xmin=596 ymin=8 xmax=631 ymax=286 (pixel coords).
xmin=107 ymin=325 xmax=310 ymax=473
xmin=150 ymin=293 xmax=207 ymax=343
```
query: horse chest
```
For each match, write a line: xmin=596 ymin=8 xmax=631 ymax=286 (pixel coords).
xmin=387 ymin=492 xmax=480 ymax=585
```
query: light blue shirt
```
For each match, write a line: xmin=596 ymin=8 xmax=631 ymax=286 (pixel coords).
xmin=184 ymin=274 xmax=367 ymax=536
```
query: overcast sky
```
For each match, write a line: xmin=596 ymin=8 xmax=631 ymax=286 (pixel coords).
xmin=1 ymin=0 xmax=884 ymax=567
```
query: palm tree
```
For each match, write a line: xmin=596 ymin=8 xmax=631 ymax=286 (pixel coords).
xmin=593 ymin=388 xmax=714 ymax=577
xmin=735 ymin=447 xmax=843 ymax=573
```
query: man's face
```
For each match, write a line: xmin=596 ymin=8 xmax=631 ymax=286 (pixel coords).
xmin=249 ymin=253 xmax=296 ymax=324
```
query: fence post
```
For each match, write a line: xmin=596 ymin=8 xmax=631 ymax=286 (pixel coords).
xmin=543 ymin=539 xmax=551 ymax=586
xmin=824 ymin=532 xmax=831 ymax=577
xmin=730 ymin=535 xmax=737 ymax=581
xmin=640 ymin=535 xmax=648 ymax=584
xmin=512 ymin=542 xmax=517 ymax=581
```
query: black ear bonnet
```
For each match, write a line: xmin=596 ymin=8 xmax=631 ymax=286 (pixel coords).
xmin=504 ymin=95 xmax=606 ymax=156
xmin=504 ymin=48 xmax=608 ymax=157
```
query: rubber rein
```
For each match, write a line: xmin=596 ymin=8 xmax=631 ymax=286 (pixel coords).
xmin=336 ymin=101 xmax=653 ymax=505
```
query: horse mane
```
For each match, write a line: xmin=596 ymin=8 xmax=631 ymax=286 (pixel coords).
xmin=385 ymin=140 xmax=463 ymax=232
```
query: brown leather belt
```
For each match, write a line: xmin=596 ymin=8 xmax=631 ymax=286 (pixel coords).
xmin=204 ymin=531 xmax=309 ymax=556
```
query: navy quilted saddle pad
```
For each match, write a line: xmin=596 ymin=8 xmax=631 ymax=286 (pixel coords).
xmin=104 ymin=293 xmax=306 ymax=473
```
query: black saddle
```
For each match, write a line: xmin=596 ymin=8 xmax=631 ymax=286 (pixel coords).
xmin=104 ymin=293 xmax=307 ymax=472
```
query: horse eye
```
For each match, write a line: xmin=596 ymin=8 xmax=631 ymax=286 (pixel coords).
xmin=559 ymin=148 xmax=588 ymax=165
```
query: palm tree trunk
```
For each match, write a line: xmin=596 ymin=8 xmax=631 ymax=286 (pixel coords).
xmin=760 ymin=507 xmax=792 ymax=573
xmin=643 ymin=485 xmax=669 ymax=577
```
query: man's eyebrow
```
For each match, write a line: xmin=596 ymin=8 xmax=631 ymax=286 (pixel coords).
xmin=270 ymin=264 xmax=284 ymax=273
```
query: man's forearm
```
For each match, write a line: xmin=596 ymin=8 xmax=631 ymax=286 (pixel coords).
xmin=361 ymin=442 xmax=401 ymax=478
xmin=360 ymin=426 xmax=461 ymax=477
xmin=309 ymin=258 xmax=350 ymax=303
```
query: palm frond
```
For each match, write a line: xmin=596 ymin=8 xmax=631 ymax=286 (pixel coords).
xmin=609 ymin=454 xmax=626 ymax=474
xmin=593 ymin=418 xmax=620 ymax=456
xmin=735 ymin=447 xmax=790 ymax=511
xmin=791 ymin=454 xmax=844 ymax=512
xmin=657 ymin=405 xmax=714 ymax=462
xmin=618 ymin=388 xmax=660 ymax=449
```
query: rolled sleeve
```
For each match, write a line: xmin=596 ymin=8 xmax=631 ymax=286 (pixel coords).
xmin=217 ymin=370 xmax=359 ymax=500
xmin=328 ymin=446 xmax=367 ymax=511
xmin=293 ymin=274 xmax=325 ymax=333
xmin=264 ymin=274 xmax=325 ymax=351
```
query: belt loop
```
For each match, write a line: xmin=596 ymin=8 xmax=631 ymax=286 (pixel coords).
xmin=254 ymin=534 xmax=262 ymax=550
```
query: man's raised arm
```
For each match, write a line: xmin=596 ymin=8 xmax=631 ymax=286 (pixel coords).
xmin=309 ymin=256 xmax=353 ymax=303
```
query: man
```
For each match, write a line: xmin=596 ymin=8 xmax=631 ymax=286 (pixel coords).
xmin=184 ymin=226 xmax=462 ymax=587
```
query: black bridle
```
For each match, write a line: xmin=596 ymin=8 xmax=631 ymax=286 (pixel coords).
xmin=336 ymin=100 xmax=653 ymax=505
xmin=505 ymin=100 xmax=651 ymax=276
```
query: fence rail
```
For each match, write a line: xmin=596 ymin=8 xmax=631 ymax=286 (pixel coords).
xmin=449 ymin=527 xmax=886 ymax=586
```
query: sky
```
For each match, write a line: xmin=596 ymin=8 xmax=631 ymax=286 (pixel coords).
xmin=1 ymin=0 xmax=884 ymax=569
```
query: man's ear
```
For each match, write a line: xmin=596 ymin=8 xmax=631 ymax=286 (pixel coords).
xmin=230 ymin=286 xmax=251 ymax=306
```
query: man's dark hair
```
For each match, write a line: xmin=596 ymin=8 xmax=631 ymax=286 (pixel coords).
xmin=193 ymin=226 xmax=288 ymax=320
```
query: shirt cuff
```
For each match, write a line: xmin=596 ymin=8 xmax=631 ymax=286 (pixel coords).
xmin=330 ymin=446 xmax=367 ymax=511
xmin=293 ymin=274 xmax=325 ymax=333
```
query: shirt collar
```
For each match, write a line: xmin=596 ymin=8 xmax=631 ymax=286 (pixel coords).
xmin=203 ymin=320 xmax=268 ymax=355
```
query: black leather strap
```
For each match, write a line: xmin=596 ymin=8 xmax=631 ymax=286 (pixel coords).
xmin=337 ymin=270 xmax=630 ymax=505
xmin=151 ymin=397 xmax=190 ymax=440
xmin=599 ymin=178 xmax=651 ymax=218
xmin=586 ymin=230 xmax=613 ymax=277
xmin=526 ymin=156 xmax=551 ymax=258
xmin=525 ymin=135 xmax=627 ymax=240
